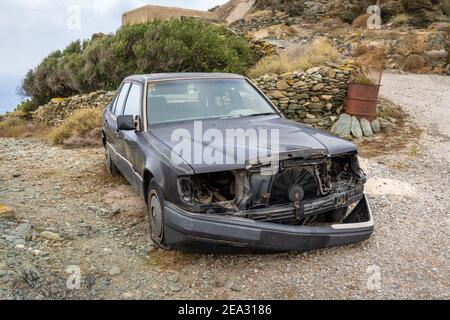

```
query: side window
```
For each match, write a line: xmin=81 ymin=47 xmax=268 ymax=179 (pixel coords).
xmin=123 ymin=84 xmax=142 ymax=118
xmin=112 ymin=83 xmax=131 ymax=115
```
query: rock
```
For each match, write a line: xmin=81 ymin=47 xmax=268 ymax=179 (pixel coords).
xmin=0 ymin=205 xmax=15 ymax=219
xmin=269 ymin=90 xmax=286 ymax=99
xmin=167 ymin=282 xmax=183 ymax=293
xmin=351 ymin=117 xmax=363 ymax=140
xmin=331 ymin=114 xmax=352 ymax=137
xmin=13 ymin=239 xmax=26 ymax=246
xmin=13 ymin=223 xmax=31 ymax=237
xmin=379 ymin=118 xmax=395 ymax=131
xmin=166 ymin=271 xmax=180 ymax=283
xmin=40 ymin=231 xmax=63 ymax=241
xmin=306 ymin=67 xmax=321 ymax=74
xmin=23 ymin=263 xmax=40 ymax=282
xmin=360 ymin=118 xmax=374 ymax=137
xmin=312 ymin=83 xmax=325 ymax=91
xmin=371 ymin=119 xmax=381 ymax=134
xmin=108 ymin=266 xmax=121 ymax=277
xmin=14 ymin=244 xmax=25 ymax=250
xmin=276 ymin=80 xmax=290 ymax=90
xmin=230 ymin=284 xmax=242 ymax=292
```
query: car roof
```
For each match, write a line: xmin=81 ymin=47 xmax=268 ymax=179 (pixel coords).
xmin=125 ymin=72 xmax=245 ymax=83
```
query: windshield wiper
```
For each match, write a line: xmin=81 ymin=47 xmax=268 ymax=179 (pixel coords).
xmin=240 ymin=113 xmax=278 ymax=118
xmin=220 ymin=113 xmax=277 ymax=120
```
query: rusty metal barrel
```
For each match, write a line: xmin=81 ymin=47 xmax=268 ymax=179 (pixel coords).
xmin=346 ymin=83 xmax=380 ymax=122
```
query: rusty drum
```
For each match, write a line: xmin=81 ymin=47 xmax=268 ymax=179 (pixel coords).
xmin=346 ymin=83 xmax=380 ymax=122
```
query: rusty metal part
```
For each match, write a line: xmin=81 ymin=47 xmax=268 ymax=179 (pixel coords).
xmin=346 ymin=83 xmax=380 ymax=122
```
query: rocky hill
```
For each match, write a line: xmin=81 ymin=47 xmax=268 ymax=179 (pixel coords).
xmin=220 ymin=0 xmax=450 ymax=27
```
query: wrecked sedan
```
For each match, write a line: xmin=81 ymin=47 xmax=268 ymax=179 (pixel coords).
xmin=102 ymin=73 xmax=373 ymax=252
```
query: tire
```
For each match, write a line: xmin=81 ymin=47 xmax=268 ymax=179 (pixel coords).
xmin=147 ymin=180 xmax=166 ymax=247
xmin=105 ymin=146 xmax=118 ymax=176
xmin=325 ymin=206 xmax=348 ymax=223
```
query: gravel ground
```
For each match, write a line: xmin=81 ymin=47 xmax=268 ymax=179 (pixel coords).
xmin=0 ymin=73 xmax=449 ymax=300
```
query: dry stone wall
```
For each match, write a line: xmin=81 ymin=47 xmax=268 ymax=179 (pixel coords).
xmin=34 ymin=91 xmax=115 ymax=128
xmin=252 ymin=60 xmax=358 ymax=130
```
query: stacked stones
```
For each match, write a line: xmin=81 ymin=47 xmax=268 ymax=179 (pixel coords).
xmin=34 ymin=91 xmax=115 ymax=127
xmin=248 ymin=38 xmax=278 ymax=58
xmin=253 ymin=61 xmax=357 ymax=130
xmin=231 ymin=14 xmax=301 ymax=34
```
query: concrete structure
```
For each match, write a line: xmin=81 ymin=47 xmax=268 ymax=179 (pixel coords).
xmin=122 ymin=4 xmax=219 ymax=25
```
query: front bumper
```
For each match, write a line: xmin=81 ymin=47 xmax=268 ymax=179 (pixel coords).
xmin=164 ymin=195 xmax=374 ymax=252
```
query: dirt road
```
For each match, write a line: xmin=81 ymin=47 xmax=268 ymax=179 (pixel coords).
xmin=0 ymin=73 xmax=449 ymax=300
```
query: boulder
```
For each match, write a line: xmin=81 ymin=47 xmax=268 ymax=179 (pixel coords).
xmin=360 ymin=118 xmax=374 ymax=137
xmin=351 ymin=117 xmax=363 ymax=139
xmin=40 ymin=231 xmax=63 ymax=241
xmin=331 ymin=114 xmax=352 ymax=137
xmin=371 ymin=119 xmax=381 ymax=134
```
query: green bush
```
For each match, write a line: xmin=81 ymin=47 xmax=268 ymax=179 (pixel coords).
xmin=22 ymin=19 xmax=256 ymax=104
xmin=14 ymin=99 xmax=40 ymax=118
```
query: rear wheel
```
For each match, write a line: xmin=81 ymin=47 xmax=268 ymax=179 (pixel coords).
xmin=105 ymin=146 xmax=118 ymax=176
xmin=147 ymin=180 xmax=166 ymax=247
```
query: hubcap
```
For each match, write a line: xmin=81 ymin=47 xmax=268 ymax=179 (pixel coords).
xmin=149 ymin=192 xmax=163 ymax=239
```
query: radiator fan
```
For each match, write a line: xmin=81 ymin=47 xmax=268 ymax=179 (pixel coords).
xmin=270 ymin=168 xmax=318 ymax=205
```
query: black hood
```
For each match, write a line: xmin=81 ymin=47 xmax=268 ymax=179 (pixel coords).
xmin=149 ymin=115 xmax=357 ymax=173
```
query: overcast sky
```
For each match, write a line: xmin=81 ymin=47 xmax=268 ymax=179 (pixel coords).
xmin=0 ymin=0 xmax=227 ymax=113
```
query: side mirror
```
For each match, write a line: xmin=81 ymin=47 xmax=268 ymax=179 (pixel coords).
xmin=117 ymin=115 xmax=136 ymax=131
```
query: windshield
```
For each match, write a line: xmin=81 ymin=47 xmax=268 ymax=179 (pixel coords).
xmin=147 ymin=79 xmax=277 ymax=125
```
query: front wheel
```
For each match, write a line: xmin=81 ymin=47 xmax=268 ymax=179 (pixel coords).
xmin=147 ymin=180 xmax=166 ymax=247
xmin=105 ymin=146 xmax=118 ymax=176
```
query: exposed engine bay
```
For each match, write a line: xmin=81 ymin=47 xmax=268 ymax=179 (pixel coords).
xmin=177 ymin=152 xmax=366 ymax=226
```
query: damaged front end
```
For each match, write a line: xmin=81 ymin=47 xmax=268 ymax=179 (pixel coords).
xmin=177 ymin=152 xmax=369 ymax=227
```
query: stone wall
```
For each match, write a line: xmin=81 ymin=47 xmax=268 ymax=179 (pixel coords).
xmin=253 ymin=60 xmax=357 ymax=130
xmin=34 ymin=91 xmax=115 ymax=128
xmin=231 ymin=13 xmax=301 ymax=34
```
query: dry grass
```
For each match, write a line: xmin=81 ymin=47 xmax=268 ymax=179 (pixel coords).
xmin=248 ymin=38 xmax=341 ymax=78
xmin=146 ymin=250 xmax=200 ymax=271
xmin=353 ymin=44 xmax=386 ymax=70
xmin=392 ymin=14 xmax=411 ymax=26
xmin=49 ymin=108 xmax=103 ymax=147
xmin=0 ymin=113 xmax=50 ymax=138
xmin=403 ymin=54 xmax=426 ymax=72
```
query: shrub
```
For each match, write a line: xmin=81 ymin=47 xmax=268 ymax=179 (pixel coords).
xmin=403 ymin=54 xmax=426 ymax=72
xmin=22 ymin=19 xmax=256 ymax=104
xmin=392 ymin=14 xmax=412 ymax=26
xmin=0 ymin=116 xmax=26 ymax=138
xmin=49 ymin=108 xmax=103 ymax=146
xmin=248 ymin=38 xmax=341 ymax=78
xmin=14 ymin=99 xmax=40 ymax=118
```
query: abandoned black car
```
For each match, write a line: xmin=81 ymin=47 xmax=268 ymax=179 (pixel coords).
xmin=102 ymin=73 xmax=373 ymax=252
